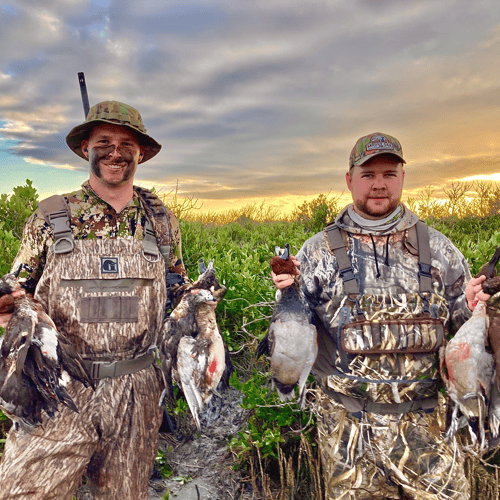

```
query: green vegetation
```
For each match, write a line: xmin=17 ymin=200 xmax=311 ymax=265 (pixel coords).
xmin=155 ymin=449 xmax=174 ymax=478
xmin=1 ymin=181 xmax=500 ymax=497
xmin=0 ymin=180 xmax=38 ymax=275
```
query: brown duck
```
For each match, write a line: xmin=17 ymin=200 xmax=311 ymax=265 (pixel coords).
xmin=0 ymin=267 xmax=93 ymax=431
xmin=160 ymin=259 xmax=228 ymax=429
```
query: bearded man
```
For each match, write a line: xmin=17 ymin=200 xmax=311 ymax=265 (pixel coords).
xmin=272 ymin=133 xmax=487 ymax=500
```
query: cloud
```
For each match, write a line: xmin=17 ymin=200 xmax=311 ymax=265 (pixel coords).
xmin=1 ymin=0 xmax=500 ymax=204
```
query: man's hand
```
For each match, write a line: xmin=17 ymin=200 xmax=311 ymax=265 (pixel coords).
xmin=465 ymin=275 xmax=491 ymax=311
xmin=271 ymin=256 xmax=301 ymax=290
xmin=0 ymin=288 xmax=25 ymax=328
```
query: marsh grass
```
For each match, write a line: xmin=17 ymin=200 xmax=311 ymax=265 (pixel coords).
xmin=1 ymin=180 xmax=500 ymax=498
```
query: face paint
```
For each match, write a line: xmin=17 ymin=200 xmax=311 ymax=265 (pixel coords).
xmin=89 ymin=144 xmax=139 ymax=187
xmin=84 ymin=123 xmax=143 ymax=192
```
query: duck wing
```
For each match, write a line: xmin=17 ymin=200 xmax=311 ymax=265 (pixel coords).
xmin=177 ymin=336 xmax=208 ymax=430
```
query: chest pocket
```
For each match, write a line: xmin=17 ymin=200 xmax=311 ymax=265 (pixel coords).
xmin=79 ymin=296 xmax=141 ymax=323
xmin=37 ymin=191 xmax=171 ymax=326
xmin=340 ymin=305 xmax=445 ymax=354
xmin=339 ymin=291 xmax=448 ymax=352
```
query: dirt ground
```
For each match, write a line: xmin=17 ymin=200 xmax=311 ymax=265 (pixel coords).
xmin=76 ymin=388 xmax=253 ymax=500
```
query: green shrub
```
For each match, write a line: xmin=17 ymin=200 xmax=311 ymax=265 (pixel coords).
xmin=0 ymin=223 xmax=20 ymax=276
xmin=0 ymin=180 xmax=38 ymax=275
xmin=427 ymin=215 xmax=500 ymax=276
xmin=0 ymin=180 xmax=38 ymax=239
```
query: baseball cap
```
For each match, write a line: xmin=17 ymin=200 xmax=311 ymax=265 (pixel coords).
xmin=349 ymin=132 xmax=405 ymax=170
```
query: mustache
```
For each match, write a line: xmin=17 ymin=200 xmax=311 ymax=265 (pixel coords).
xmin=91 ymin=145 xmax=135 ymax=163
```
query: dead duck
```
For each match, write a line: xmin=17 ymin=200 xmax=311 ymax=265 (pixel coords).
xmin=159 ymin=288 xmax=217 ymax=399
xmin=258 ymin=244 xmax=317 ymax=409
xmin=442 ymin=299 xmax=494 ymax=420
xmin=477 ymin=247 xmax=500 ymax=392
xmin=477 ymin=247 xmax=500 ymax=442
xmin=0 ymin=267 xmax=93 ymax=431
xmin=176 ymin=295 xmax=226 ymax=430
xmin=441 ymin=248 xmax=500 ymax=449
xmin=160 ymin=259 xmax=229 ymax=430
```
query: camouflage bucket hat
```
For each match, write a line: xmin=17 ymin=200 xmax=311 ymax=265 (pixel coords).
xmin=65 ymin=101 xmax=162 ymax=162
xmin=349 ymin=132 xmax=405 ymax=169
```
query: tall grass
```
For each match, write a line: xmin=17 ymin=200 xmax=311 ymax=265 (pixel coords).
xmin=405 ymin=181 xmax=500 ymax=219
xmin=1 ymin=180 xmax=500 ymax=498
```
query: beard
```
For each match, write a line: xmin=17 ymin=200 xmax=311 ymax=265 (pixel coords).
xmin=89 ymin=145 xmax=137 ymax=187
xmin=354 ymin=196 xmax=400 ymax=218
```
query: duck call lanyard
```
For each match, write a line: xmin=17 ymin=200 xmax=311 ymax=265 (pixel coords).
xmin=325 ymin=220 xmax=433 ymax=296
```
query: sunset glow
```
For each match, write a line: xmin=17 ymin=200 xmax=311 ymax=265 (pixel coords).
xmin=1 ymin=1 xmax=499 ymax=215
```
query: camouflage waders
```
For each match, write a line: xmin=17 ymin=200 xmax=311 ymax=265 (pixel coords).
xmin=0 ymin=368 xmax=162 ymax=500
xmin=0 ymin=226 xmax=167 ymax=498
xmin=294 ymin=204 xmax=472 ymax=500
xmin=314 ymin=390 xmax=469 ymax=500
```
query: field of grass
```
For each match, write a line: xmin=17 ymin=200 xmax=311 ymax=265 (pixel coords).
xmin=1 ymin=180 xmax=500 ymax=498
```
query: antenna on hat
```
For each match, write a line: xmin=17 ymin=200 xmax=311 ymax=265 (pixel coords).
xmin=78 ymin=72 xmax=90 ymax=118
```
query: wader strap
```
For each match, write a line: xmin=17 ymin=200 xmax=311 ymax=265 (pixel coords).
xmin=325 ymin=221 xmax=433 ymax=295
xmin=38 ymin=190 xmax=172 ymax=262
xmin=143 ymin=217 xmax=160 ymax=259
xmin=135 ymin=187 xmax=171 ymax=265
xmin=37 ymin=195 xmax=75 ymax=255
xmin=414 ymin=220 xmax=433 ymax=294
xmin=322 ymin=386 xmax=438 ymax=416
xmin=82 ymin=345 xmax=157 ymax=380
xmin=324 ymin=225 xmax=359 ymax=295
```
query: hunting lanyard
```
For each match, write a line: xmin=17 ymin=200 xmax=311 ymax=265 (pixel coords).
xmin=324 ymin=220 xmax=433 ymax=296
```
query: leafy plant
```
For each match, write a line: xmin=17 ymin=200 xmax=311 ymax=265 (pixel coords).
xmin=0 ymin=223 xmax=20 ymax=276
xmin=289 ymin=193 xmax=341 ymax=233
xmin=0 ymin=180 xmax=38 ymax=275
xmin=229 ymin=370 xmax=313 ymax=464
xmin=0 ymin=179 xmax=38 ymax=239
xmin=173 ymin=395 xmax=189 ymax=416
xmin=155 ymin=449 xmax=174 ymax=478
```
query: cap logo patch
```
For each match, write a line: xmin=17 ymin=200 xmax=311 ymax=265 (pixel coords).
xmin=101 ymin=257 xmax=119 ymax=274
xmin=366 ymin=135 xmax=396 ymax=152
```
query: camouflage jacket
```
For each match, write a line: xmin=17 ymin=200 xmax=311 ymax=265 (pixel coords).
xmin=297 ymin=203 xmax=472 ymax=404
xmin=12 ymin=181 xmax=189 ymax=294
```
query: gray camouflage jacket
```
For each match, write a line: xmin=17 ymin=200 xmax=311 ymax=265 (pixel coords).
xmin=297 ymin=203 xmax=472 ymax=404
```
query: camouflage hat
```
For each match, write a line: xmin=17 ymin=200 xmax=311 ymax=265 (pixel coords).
xmin=65 ymin=101 xmax=162 ymax=162
xmin=349 ymin=132 xmax=405 ymax=170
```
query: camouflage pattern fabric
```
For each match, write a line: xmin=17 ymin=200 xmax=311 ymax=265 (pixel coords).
xmin=294 ymin=204 xmax=472 ymax=499
xmin=66 ymin=100 xmax=162 ymax=163
xmin=0 ymin=183 xmax=186 ymax=498
xmin=0 ymin=367 xmax=162 ymax=500
xmin=12 ymin=181 xmax=188 ymax=294
xmin=349 ymin=132 xmax=405 ymax=169
xmin=35 ymin=237 xmax=166 ymax=359
xmin=313 ymin=389 xmax=469 ymax=500
xmin=326 ymin=291 xmax=449 ymax=405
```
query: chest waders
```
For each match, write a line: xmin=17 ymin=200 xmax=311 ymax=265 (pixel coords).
xmin=322 ymin=221 xmax=447 ymax=417
xmin=36 ymin=191 xmax=170 ymax=381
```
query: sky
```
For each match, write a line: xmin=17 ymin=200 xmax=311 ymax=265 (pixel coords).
xmin=1 ymin=0 xmax=500 ymax=214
